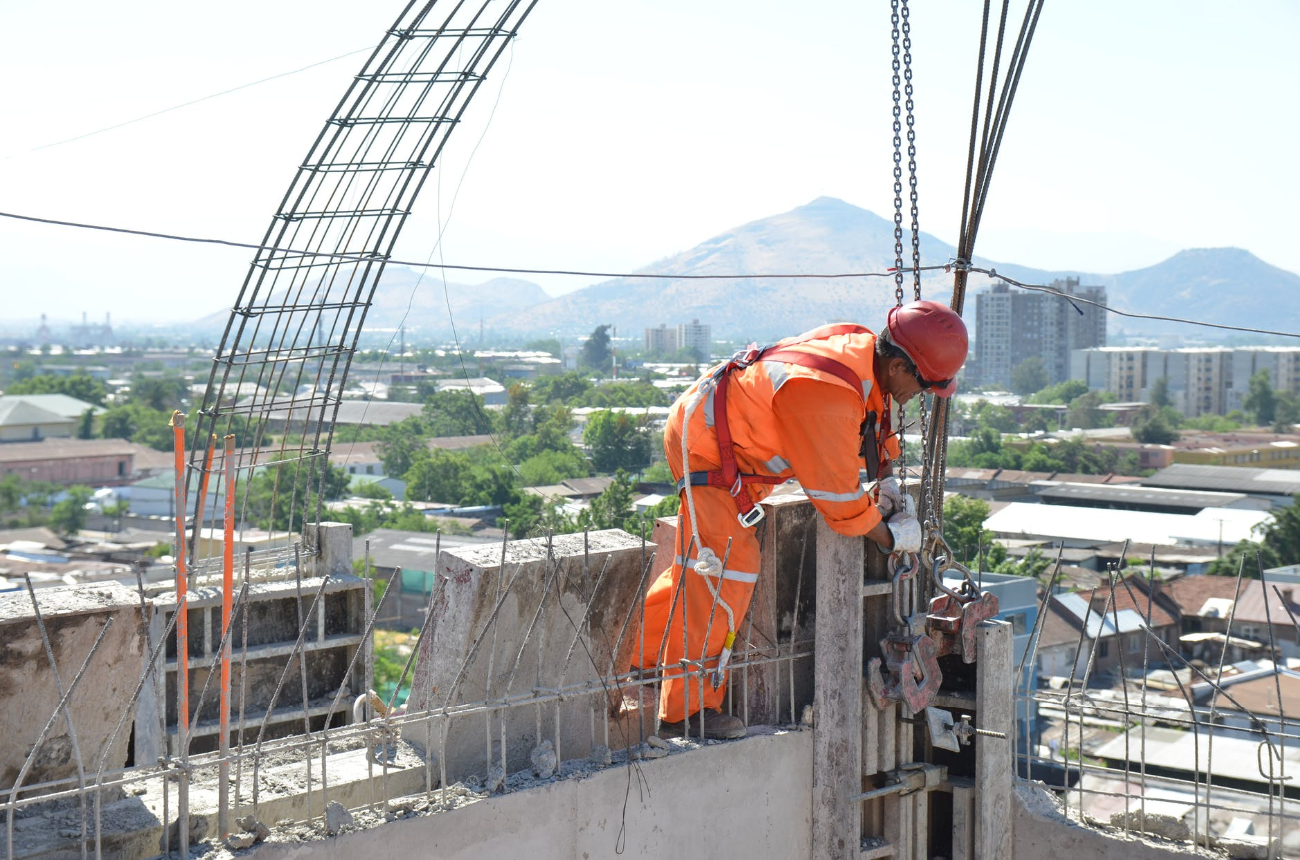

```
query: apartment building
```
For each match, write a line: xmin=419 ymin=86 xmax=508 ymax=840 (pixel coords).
xmin=974 ymin=278 xmax=1106 ymax=388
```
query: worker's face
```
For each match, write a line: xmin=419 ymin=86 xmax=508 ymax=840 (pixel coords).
xmin=884 ymin=357 xmax=926 ymax=404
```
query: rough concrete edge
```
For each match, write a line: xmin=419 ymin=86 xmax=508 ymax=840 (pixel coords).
xmin=1013 ymin=782 xmax=1210 ymax=859
xmin=225 ymin=727 xmax=809 ymax=860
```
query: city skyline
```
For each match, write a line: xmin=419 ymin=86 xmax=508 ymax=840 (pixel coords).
xmin=1 ymin=1 xmax=1297 ymax=322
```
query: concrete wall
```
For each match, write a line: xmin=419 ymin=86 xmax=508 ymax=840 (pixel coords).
xmin=1012 ymin=782 xmax=1199 ymax=860
xmin=246 ymin=729 xmax=813 ymax=860
xmin=0 ymin=582 xmax=145 ymax=793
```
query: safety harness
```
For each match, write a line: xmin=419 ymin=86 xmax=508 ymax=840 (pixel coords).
xmin=676 ymin=330 xmax=891 ymax=528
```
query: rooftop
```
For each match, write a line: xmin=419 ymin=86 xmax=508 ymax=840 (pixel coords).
xmin=0 ymin=437 xmax=138 ymax=462
xmin=984 ymin=502 xmax=1271 ymax=547
xmin=1142 ymin=463 xmax=1300 ymax=497
xmin=1036 ymin=482 xmax=1254 ymax=513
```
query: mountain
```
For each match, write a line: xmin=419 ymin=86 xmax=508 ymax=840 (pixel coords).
xmin=193 ymin=268 xmax=551 ymax=335
xmin=484 ymin=197 xmax=974 ymax=340
xmin=483 ymin=198 xmax=1299 ymax=342
xmin=1102 ymin=248 xmax=1300 ymax=338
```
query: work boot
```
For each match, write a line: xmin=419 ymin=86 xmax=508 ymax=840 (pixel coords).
xmin=657 ymin=709 xmax=746 ymax=740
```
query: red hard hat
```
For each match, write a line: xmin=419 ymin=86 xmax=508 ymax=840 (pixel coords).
xmin=885 ymin=301 xmax=969 ymax=398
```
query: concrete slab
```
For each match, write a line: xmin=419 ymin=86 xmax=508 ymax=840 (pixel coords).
xmin=0 ymin=582 xmax=145 ymax=795
xmin=404 ymin=530 xmax=651 ymax=784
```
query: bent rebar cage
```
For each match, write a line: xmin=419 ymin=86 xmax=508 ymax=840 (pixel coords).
xmin=185 ymin=0 xmax=537 ymax=560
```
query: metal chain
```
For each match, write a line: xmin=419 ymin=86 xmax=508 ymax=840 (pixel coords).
xmin=890 ymin=0 xmax=905 ymax=308
xmin=888 ymin=0 xmax=907 ymax=492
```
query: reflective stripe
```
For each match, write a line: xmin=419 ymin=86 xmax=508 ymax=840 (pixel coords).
xmin=675 ymin=555 xmax=760 ymax=584
xmin=702 ymin=380 xmax=717 ymax=428
xmin=861 ymin=378 xmax=873 ymax=400
xmin=804 ymin=485 xmax=867 ymax=503
xmin=764 ymin=454 xmax=791 ymax=473
xmin=762 ymin=359 xmax=790 ymax=393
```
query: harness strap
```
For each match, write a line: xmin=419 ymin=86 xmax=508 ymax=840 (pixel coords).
xmin=697 ymin=342 xmax=878 ymax=525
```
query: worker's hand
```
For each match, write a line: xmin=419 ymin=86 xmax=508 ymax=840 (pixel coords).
xmin=885 ymin=511 xmax=922 ymax=555
xmin=875 ymin=475 xmax=905 ymax=518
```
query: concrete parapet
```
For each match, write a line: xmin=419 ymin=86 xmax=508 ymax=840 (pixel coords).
xmin=0 ymin=582 xmax=146 ymax=795
xmin=404 ymin=530 xmax=652 ymax=784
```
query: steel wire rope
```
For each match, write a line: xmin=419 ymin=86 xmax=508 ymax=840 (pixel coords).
xmin=5 ymin=208 xmax=1299 ymax=337
xmin=2 ymin=46 xmax=378 ymax=160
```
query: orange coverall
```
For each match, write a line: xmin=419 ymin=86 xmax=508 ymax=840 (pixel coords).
xmin=637 ymin=325 xmax=901 ymax=723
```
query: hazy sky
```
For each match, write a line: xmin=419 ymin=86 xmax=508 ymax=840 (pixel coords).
xmin=1 ymin=0 xmax=1296 ymax=324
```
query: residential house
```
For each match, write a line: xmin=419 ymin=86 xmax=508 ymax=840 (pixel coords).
xmin=1045 ymin=575 xmax=1180 ymax=679
xmin=1162 ymin=574 xmax=1300 ymax=660
xmin=0 ymin=394 xmax=103 ymax=442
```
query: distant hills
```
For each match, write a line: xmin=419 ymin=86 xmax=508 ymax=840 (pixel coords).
xmin=195 ymin=198 xmax=1300 ymax=343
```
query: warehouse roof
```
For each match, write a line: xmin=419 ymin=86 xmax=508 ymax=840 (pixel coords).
xmin=1142 ymin=463 xmax=1300 ymax=497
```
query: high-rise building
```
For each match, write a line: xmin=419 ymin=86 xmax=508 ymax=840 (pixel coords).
xmin=676 ymin=319 xmax=711 ymax=362
xmin=644 ymin=324 xmax=678 ymax=356
xmin=1070 ymin=346 xmax=1300 ymax=418
xmin=974 ymin=278 xmax=1106 ymax=388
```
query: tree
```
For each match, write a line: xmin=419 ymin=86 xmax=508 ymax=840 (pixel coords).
xmin=403 ymin=449 xmax=471 ymax=504
xmin=1064 ymin=391 xmax=1109 ymax=430
xmin=501 ymin=383 xmax=533 ymax=438
xmin=377 ymin=416 xmax=428 ymax=478
xmin=1010 ymin=357 xmax=1049 ymax=396
xmin=127 ymin=374 xmax=189 ymax=411
xmin=518 ymin=449 xmax=589 ymax=485
xmin=1029 ymin=379 xmax=1090 ymax=405
xmin=9 ymin=373 xmax=107 ymax=406
xmin=421 ymin=389 xmax=496 ymax=437
xmin=579 ymin=325 xmax=612 ymax=371
xmin=584 ymin=410 xmax=652 ymax=473
xmin=1243 ymin=370 xmax=1276 ymax=426
xmin=1208 ymin=493 xmax=1300 ymax=575
xmin=1150 ymin=376 xmax=1173 ymax=409
xmin=942 ymin=495 xmax=995 ymax=566
xmin=77 ymin=408 xmax=95 ymax=440
xmin=578 ymin=470 xmax=637 ymax=531
xmin=1131 ymin=406 xmax=1179 ymax=445
xmin=1273 ymin=391 xmax=1300 ymax=432
xmin=319 ymin=463 xmax=352 ymax=501
xmin=49 ymin=486 xmax=93 ymax=536
xmin=523 ymin=338 xmax=562 ymax=357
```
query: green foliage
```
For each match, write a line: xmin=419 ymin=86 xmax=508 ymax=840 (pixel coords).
xmin=583 ymin=410 xmax=652 ymax=473
xmin=77 ymin=408 xmax=95 ymax=440
xmin=579 ymin=325 xmax=612 ymax=371
xmin=1064 ymin=391 xmax=1114 ymax=430
xmin=126 ymin=374 xmax=189 ymax=411
xmin=403 ymin=448 xmax=471 ymax=504
xmin=1149 ymin=377 xmax=1172 ymax=409
xmin=577 ymin=470 xmax=637 ymax=531
xmin=49 ymin=486 xmax=93 ymax=536
xmin=642 ymin=461 xmax=675 ymax=484
xmin=1010 ymin=357 xmax=1049 ymax=396
xmin=1131 ymin=406 xmax=1180 ymax=445
xmin=1207 ymin=494 xmax=1300 ymax=574
xmin=1182 ymin=413 xmax=1242 ymax=432
xmin=532 ymin=372 xmax=593 ymax=405
xmin=967 ymin=400 xmax=1018 ymax=433
xmin=9 ymin=372 xmax=107 ymax=406
xmin=993 ymin=547 xmax=1053 ymax=578
xmin=420 ymin=389 xmax=497 ymax=437
xmin=582 ymin=381 xmax=668 ymax=408
xmin=353 ymin=481 xmax=393 ymax=501
xmin=942 ymin=495 xmax=995 ymax=566
xmin=524 ymin=338 xmax=562 ymax=356
xmin=376 ymin=416 xmax=428 ymax=477
xmin=1244 ymin=370 xmax=1276 ymax=426
xmin=1028 ymin=379 xmax=1090 ymax=405
xmin=517 ymin=449 xmax=589 ymax=485
xmin=1273 ymin=392 xmax=1300 ymax=432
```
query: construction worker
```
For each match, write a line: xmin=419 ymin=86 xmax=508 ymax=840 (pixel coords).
xmin=637 ymin=300 xmax=968 ymax=739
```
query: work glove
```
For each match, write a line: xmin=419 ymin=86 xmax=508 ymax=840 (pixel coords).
xmin=885 ymin=513 xmax=922 ymax=555
xmin=874 ymin=475 xmax=905 ymax=518
xmin=882 ymin=495 xmax=920 ymax=554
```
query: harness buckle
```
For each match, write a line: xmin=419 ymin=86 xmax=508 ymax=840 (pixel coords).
xmin=728 ymin=474 xmax=744 ymax=496
xmin=737 ymin=505 xmax=765 ymax=529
